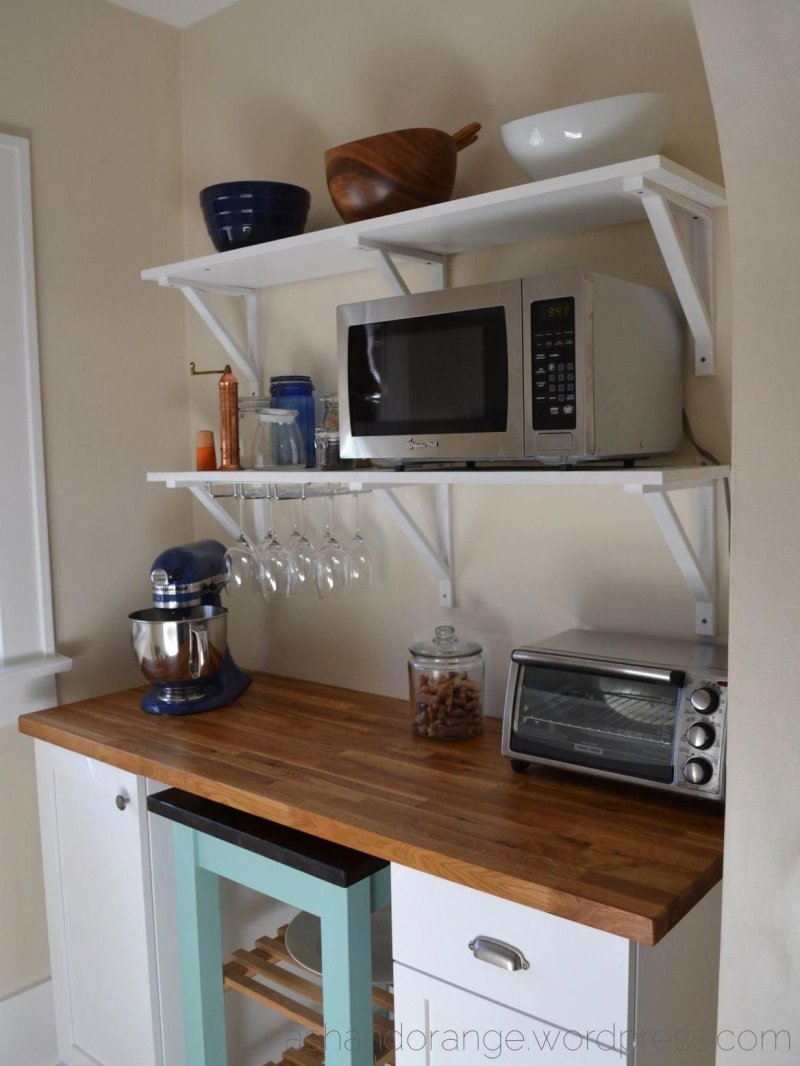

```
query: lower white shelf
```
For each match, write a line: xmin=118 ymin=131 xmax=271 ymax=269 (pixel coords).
xmin=147 ymin=464 xmax=729 ymax=633
xmin=147 ymin=464 xmax=728 ymax=490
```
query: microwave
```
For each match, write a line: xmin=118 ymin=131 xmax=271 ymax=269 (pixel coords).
xmin=501 ymin=629 xmax=728 ymax=801
xmin=337 ymin=268 xmax=683 ymax=464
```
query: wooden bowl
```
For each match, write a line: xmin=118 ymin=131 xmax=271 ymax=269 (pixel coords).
xmin=325 ymin=123 xmax=480 ymax=224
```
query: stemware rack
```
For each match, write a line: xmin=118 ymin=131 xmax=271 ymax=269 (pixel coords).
xmin=224 ymin=924 xmax=395 ymax=1066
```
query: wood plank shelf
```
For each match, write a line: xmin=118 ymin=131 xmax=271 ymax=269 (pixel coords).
xmin=224 ymin=924 xmax=395 ymax=1066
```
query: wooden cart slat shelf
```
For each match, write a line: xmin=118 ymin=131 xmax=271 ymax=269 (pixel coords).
xmin=224 ymin=925 xmax=395 ymax=1066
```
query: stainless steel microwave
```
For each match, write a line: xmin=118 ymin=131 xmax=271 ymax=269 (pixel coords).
xmin=337 ymin=268 xmax=683 ymax=464
xmin=501 ymin=629 xmax=728 ymax=801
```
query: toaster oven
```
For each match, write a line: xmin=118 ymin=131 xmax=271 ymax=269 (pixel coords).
xmin=501 ymin=629 xmax=727 ymax=801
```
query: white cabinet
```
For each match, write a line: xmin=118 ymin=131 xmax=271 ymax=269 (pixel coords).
xmin=391 ymin=865 xmax=722 ymax=1066
xmin=35 ymin=741 xmax=164 ymax=1066
xmin=393 ymin=963 xmax=621 ymax=1065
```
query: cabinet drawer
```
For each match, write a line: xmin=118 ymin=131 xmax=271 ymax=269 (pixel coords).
xmin=391 ymin=865 xmax=632 ymax=1042
xmin=393 ymin=962 xmax=626 ymax=1065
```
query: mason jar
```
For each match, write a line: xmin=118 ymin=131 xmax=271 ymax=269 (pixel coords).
xmin=408 ymin=625 xmax=484 ymax=739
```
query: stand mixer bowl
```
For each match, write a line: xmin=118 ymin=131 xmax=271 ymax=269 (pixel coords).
xmin=129 ymin=605 xmax=228 ymax=689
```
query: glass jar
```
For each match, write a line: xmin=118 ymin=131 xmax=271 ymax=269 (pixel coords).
xmin=408 ymin=625 xmax=484 ymax=740
xmin=270 ymin=375 xmax=315 ymax=468
xmin=251 ymin=408 xmax=305 ymax=469
xmin=238 ymin=396 xmax=271 ymax=468
xmin=319 ymin=393 xmax=340 ymax=431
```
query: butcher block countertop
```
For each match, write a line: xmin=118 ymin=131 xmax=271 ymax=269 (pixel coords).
xmin=18 ymin=673 xmax=724 ymax=946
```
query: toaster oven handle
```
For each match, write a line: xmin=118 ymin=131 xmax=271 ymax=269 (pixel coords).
xmin=510 ymin=650 xmax=685 ymax=687
xmin=468 ymin=936 xmax=530 ymax=972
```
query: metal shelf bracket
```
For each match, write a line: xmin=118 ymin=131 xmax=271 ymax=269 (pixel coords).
xmin=345 ymin=237 xmax=449 ymax=295
xmin=625 ymin=477 xmax=720 ymax=635
xmin=624 ymin=176 xmax=715 ymax=376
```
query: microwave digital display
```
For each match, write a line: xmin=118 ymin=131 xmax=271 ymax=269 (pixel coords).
xmin=347 ymin=306 xmax=509 ymax=436
xmin=530 ymin=296 xmax=577 ymax=432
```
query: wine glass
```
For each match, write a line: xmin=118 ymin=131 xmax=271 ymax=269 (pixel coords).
xmin=314 ymin=495 xmax=350 ymax=599
xmin=224 ymin=532 xmax=259 ymax=596
xmin=347 ymin=494 xmax=373 ymax=595
xmin=286 ymin=492 xmax=316 ymax=597
xmin=256 ymin=490 xmax=292 ymax=600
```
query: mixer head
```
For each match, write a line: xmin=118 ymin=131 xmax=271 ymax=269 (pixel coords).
xmin=149 ymin=539 xmax=227 ymax=609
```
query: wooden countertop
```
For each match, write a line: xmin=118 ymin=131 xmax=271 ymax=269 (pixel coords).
xmin=19 ymin=674 xmax=724 ymax=946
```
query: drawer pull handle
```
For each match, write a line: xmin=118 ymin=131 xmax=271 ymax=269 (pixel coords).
xmin=468 ymin=936 xmax=529 ymax=971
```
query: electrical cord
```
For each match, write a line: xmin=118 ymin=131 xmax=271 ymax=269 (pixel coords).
xmin=682 ymin=409 xmax=731 ymax=551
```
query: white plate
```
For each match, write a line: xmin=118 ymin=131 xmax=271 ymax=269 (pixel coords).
xmin=284 ymin=906 xmax=393 ymax=984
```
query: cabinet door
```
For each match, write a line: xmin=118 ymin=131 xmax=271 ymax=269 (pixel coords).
xmin=35 ymin=742 xmax=162 ymax=1066
xmin=393 ymin=963 xmax=625 ymax=1065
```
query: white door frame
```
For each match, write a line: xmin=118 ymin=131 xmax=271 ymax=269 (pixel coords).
xmin=0 ymin=131 xmax=70 ymax=720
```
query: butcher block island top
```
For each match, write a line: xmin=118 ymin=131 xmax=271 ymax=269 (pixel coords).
xmin=19 ymin=673 xmax=723 ymax=946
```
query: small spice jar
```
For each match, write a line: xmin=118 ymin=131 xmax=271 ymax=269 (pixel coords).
xmin=408 ymin=625 xmax=484 ymax=740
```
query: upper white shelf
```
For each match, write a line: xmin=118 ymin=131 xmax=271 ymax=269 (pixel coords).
xmin=141 ymin=156 xmax=726 ymax=292
xmin=148 ymin=464 xmax=729 ymax=491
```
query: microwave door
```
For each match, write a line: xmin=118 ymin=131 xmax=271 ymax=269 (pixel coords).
xmin=338 ymin=280 xmax=523 ymax=462
xmin=510 ymin=663 xmax=682 ymax=783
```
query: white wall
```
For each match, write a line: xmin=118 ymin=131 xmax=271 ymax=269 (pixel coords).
xmin=691 ymin=2 xmax=800 ymax=1061
xmin=0 ymin=0 xmax=191 ymax=1002
xmin=180 ymin=0 xmax=730 ymax=715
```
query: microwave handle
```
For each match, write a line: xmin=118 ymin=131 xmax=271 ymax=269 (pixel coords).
xmin=510 ymin=649 xmax=685 ymax=687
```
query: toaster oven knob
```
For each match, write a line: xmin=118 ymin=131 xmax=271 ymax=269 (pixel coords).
xmin=690 ymin=687 xmax=720 ymax=714
xmin=683 ymin=757 xmax=713 ymax=785
xmin=687 ymin=723 xmax=715 ymax=750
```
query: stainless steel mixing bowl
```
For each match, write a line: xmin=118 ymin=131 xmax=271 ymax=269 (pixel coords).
xmin=129 ymin=606 xmax=228 ymax=684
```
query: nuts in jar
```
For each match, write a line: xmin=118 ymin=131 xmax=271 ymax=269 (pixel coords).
xmin=408 ymin=625 xmax=484 ymax=740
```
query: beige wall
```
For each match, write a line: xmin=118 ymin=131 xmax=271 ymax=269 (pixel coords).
xmin=0 ymin=0 xmax=190 ymax=999
xmin=181 ymin=0 xmax=729 ymax=714
xmin=691 ymin=2 xmax=800 ymax=1060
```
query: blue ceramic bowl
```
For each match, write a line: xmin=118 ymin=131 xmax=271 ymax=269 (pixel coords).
xmin=200 ymin=182 xmax=310 ymax=251
xmin=203 ymin=209 xmax=309 ymax=252
xmin=200 ymin=180 xmax=310 ymax=207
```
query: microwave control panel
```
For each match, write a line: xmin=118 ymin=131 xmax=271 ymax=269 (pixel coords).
xmin=531 ymin=296 xmax=577 ymax=431
xmin=675 ymin=677 xmax=728 ymax=795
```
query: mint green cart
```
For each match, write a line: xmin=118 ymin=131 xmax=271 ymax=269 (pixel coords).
xmin=148 ymin=789 xmax=391 ymax=1066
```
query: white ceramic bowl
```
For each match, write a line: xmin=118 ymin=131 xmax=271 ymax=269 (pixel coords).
xmin=500 ymin=93 xmax=671 ymax=181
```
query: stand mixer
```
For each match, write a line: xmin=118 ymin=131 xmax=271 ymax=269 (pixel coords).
xmin=129 ymin=539 xmax=251 ymax=715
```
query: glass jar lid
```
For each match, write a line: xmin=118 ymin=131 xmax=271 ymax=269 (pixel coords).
xmin=257 ymin=407 xmax=298 ymax=423
xmin=409 ymin=625 xmax=482 ymax=659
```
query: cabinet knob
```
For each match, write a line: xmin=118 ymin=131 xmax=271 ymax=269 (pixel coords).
xmin=115 ymin=794 xmax=130 ymax=811
xmin=468 ymin=935 xmax=529 ymax=971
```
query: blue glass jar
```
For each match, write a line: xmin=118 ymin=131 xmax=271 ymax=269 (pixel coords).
xmin=269 ymin=375 xmax=315 ymax=467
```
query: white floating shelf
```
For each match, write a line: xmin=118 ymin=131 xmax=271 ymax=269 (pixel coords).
xmin=141 ymin=156 xmax=725 ymax=292
xmin=148 ymin=465 xmax=729 ymax=490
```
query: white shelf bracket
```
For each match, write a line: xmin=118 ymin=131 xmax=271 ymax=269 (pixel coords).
xmin=186 ymin=484 xmax=241 ymax=542
xmin=624 ymin=177 xmax=715 ymax=376
xmin=626 ymin=480 xmax=719 ymax=635
xmin=373 ymin=487 xmax=454 ymax=607
xmin=345 ymin=237 xmax=449 ymax=295
xmin=177 ymin=283 xmax=261 ymax=395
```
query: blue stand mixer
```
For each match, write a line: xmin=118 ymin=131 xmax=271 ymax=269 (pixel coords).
xmin=129 ymin=540 xmax=251 ymax=715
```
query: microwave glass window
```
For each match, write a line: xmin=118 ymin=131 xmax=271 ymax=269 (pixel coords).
xmin=511 ymin=665 xmax=681 ymax=782
xmin=530 ymin=296 xmax=577 ymax=432
xmin=347 ymin=307 xmax=508 ymax=436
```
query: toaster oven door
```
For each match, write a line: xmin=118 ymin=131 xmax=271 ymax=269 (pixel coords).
xmin=506 ymin=655 xmax=684 ymax=783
